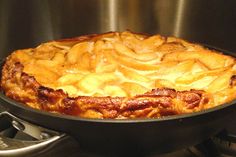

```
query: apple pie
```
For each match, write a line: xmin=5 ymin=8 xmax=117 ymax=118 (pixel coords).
xmin=1 ymin=31 xmax=236 ymax=119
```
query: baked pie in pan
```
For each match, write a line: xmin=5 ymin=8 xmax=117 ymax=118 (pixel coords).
xmin=1 ymin=31 xmax=236 ymax=119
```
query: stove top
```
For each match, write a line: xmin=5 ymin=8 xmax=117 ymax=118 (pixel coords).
xmin=1 ymin=111 xmax=236 ymax=157
xmin=1 ymin=127 xmax=236 ymax=157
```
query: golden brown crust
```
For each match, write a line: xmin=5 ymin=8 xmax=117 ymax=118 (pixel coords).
xmin=1 ymin=62 xmax=209 ymax=118
xmin=1 ymin=31 xmax=236 ymax=119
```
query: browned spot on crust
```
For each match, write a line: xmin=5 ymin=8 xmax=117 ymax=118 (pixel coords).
xmin=61 ymin=98 xmax=81 ymax=115
xmin=230 ymin=75 xmax=236 ymax=86
xmin=177 ymin=91 xmax=202 ymax=109
xmin=137 ymin=88 xmax=177 ymax=98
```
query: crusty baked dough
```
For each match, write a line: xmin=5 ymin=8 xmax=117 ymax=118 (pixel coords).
xmin=1 ymin=31 xmax=236 ymax=119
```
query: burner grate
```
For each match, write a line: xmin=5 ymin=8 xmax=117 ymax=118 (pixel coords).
xmin=213 ymin=130 xmax=236 ymax=156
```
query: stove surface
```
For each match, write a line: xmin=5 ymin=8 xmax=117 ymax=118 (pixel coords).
xmin=1 ymin=107 xmax=236 ymax=157
xmin=6 ymin=130 xmax=236 ymax=157
xmin=17 ymin=132 xmax=195 ymax=157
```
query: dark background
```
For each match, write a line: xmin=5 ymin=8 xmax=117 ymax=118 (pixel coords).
xmin=0 ymin=0 xmax=236 ymax=59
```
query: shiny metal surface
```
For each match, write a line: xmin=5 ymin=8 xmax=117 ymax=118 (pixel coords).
xmin=0 ymin=112 xmax=66 ymax=157
xmin=0 ymin=0 xmax=236 ymax=58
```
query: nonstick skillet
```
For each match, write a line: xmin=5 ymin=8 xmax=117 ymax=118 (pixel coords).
xmin=0 ymin=46 xmax=236 ymax=157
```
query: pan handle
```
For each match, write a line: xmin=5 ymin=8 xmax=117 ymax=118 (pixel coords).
xmin=0 ymin=111 xmax=67 ymax=157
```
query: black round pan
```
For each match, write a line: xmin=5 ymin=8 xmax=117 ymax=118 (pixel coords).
xmin=0 ymin=46 xmax=236 ymax=156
